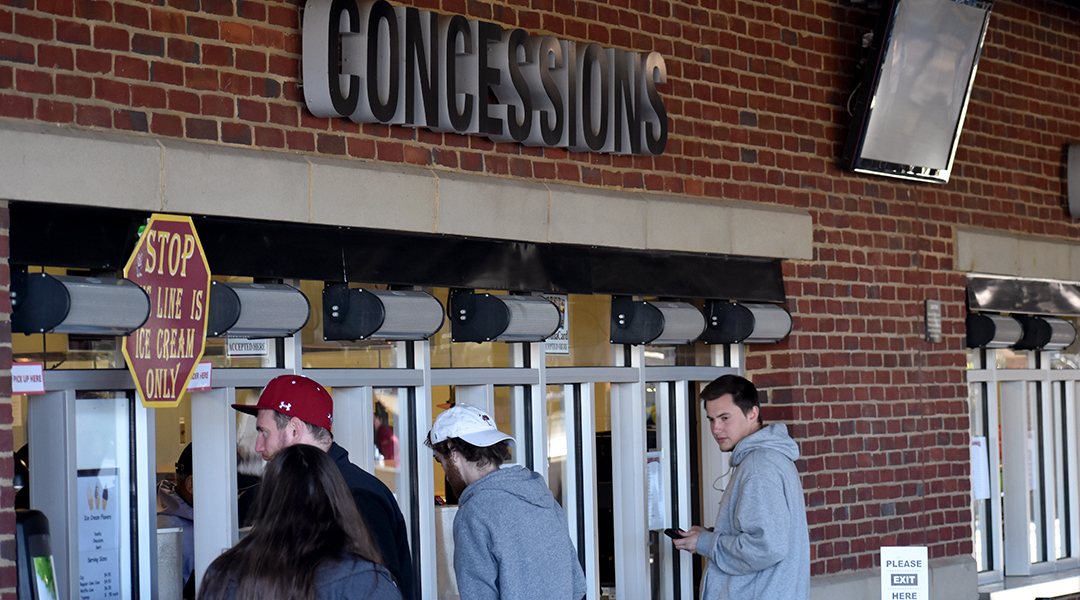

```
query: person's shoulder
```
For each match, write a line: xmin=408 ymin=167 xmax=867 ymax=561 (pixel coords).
xmin=740 ymin=445 xmax=795 ymax=469
xmin=458 ymin=466 xmax=544 ymax=511
xmin=329 ymin=446 xmax=403 ymax=516
xmin=340 ymin=462 xmax=395 ymax=500
xmin=330 ymin=445 xmax=390 ymax=488
xmin=317 ymin=557 xmax=401 ymax=599
xmin=317 ymin=556 xmax=384 ymax=580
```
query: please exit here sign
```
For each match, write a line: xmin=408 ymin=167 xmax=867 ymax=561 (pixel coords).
xmin=880 ymin=546 xmax=928 ymax=600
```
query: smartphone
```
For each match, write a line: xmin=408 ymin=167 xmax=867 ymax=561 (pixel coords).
xmin=663 ymin=528 xmax=683 ymax=540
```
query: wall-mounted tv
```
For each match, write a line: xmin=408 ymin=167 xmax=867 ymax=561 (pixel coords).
xmin=841 ymin=0 xmax=993 ymax=184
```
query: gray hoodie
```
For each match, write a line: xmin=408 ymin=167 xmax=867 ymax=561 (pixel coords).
xmin=454 ymin=465 xmax=587 ymax=600
xmin=695 ymin=422 xmax=810 ymax=600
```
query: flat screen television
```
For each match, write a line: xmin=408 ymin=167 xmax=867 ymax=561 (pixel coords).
xmin=841 ymin=0 xmax=994 ymax=184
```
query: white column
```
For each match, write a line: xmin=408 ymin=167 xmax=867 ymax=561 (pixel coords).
xmin=409 ymin=340 xmax=437 ymax=600
xmin=661 ymin=381 xmax=693 ymax=600
xmin=1066 ymin=382 xmax=1080 ymax=562
xmin=28 ymin=390 xmax=79 ymax=599
xmin=134 ymin=401 xmax=158 ymax=600
xmin=509 ymin=342 xmax=549 ymax=474
xmin=333 ymin=386 xmax=375 ymax=471
xmin=985 ymin=377 xmax=1005 ymax=576
xmin=611 ymin=345 xmax=650 ymax=600
xmin=190 ymin=387 xmax=239 ymax=595
xmin=455 ymin=384 xmax=495 ymax=415
xmin=578 ymin=382 xmax=601 ymax=600
xmin=1000 ymin=380 xmax=1031 ymax=575
xmin=530 ymin=342 xmax=548 ymax=479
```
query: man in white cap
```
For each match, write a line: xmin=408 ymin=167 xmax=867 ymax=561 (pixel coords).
xmin=234 ymin=374 xmax=415 ymax=600
xmin=426 ymin=404 xmax=586 ymax=600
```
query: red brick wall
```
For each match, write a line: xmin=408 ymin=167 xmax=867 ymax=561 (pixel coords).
xmin=3 ymin=0 xmax=1080 ymax=583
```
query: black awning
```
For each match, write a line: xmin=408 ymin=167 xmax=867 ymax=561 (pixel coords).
xmin=12 ymin=201 xmax=786 ymax=302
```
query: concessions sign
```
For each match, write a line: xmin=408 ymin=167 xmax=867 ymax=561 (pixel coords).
xmin=122 ymin=215 xmax=211 ymax=408
xmin=301 ymin=0 xmax=668 ymax=155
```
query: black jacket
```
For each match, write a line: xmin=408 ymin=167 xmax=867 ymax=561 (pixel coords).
xmin=328 ymin=443 xmax=415 ymax=600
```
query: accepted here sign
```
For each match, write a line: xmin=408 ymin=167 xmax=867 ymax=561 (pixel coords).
xmin=122 ymin=214 xmax=211 ymax=408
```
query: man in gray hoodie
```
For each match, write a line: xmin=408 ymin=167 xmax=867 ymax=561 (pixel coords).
xmin=426 ymin=404 xmax=587 ymax=600
xmin=672 ymin=375 xmax=810 ymax=600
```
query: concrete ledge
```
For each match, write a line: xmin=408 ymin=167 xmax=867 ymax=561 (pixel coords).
xmin=437 ymin=171 xmax=551 ymax=243
xmin=310 ymin=157 xmax=437 ymax=232
xmin=0 ymin=122 xmax=162 ymax=211
xmin=810 ymin=555 xmax=978 ymax=600
xmin=0 ymin=120 xmax=813 ymax=260
xmin=161 ymin=139 xmax=310 ymax=222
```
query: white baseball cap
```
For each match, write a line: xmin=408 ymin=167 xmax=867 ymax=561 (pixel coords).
xmin=429 ymin=405 xmax=515 ymax=448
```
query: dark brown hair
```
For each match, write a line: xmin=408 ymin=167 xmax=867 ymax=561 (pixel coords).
xmin=425 ymin=436 xmax=511 ymax=469
xmin=700 ymin=374 xmax=762 ymax=422
xmin=197 ymin=444 xmax=385 ymax=600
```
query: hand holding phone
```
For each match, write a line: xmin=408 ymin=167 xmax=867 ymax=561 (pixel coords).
xmin=663 ymin=528 xmax=683 ymax=540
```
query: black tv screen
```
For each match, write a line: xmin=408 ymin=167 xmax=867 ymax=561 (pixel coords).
xmin=842 ymin=0 xmax=993 ymax=184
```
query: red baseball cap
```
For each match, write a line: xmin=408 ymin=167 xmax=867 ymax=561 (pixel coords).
xmin=232 ymin=375 xmax=334 ymax=431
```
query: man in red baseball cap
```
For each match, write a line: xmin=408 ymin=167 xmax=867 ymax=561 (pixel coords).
xmin=233 ymin=374 xmax=415 ymax=600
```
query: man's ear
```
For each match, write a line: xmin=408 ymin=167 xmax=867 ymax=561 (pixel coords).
xmin=747 ymin=405 xmax=760 ymax=424
xmin=446 ymin=446 xmax=462 ymax=466
xmin=182 ymin=474 xmax=193 ymax=496
xmin=285 ymin=416 xmax=304 ymax=440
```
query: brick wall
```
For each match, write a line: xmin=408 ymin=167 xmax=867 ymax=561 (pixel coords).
xmin=3 ymin=0 xmax=1080 ymax=582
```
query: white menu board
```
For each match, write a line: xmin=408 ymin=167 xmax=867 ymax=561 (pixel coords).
xmin=77 ymin=470 xmax=120 ymax=599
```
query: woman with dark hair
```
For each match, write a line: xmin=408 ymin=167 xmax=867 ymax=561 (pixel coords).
xmin=198 ymin=444 xmax=402 ymax=600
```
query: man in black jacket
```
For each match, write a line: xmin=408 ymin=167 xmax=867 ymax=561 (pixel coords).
xmin=233 ymin=374 xmax=415 ymax=600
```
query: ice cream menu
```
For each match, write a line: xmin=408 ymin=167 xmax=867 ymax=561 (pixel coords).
xmin=77 ymin=470 xmax=120 ymax=599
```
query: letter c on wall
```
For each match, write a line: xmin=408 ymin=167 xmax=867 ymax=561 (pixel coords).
xmin=303 ymin=0 xmax=361 ymax=117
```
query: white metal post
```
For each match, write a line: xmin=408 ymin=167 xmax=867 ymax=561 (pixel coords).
xmin=455 ymin=385 xmax=495 ymax=416
xmin=986 ymin=375 xmax=1005 ymax=577
xmin=333 ymin=386 xmax=375 ymax=472
xmin=656 ymin=381 xmax=676 ymax=600
xmin=1000 ymin=380 xmax=1032 ymax=575
xmin=1067 ymin=382 xmax=1080 ymax=563
xmin=611 ymin=345 xmax=650 ymax=600
xmin=190 ymin=387 xmax=239 ymax=596
xmin=510 ymin=342 xmax=549 ymax=476
xmin=671 ymin=381 xmax=693 ymax=600
xmin=532 ymin=342 xmax=548 ymax=478
xmin=408 ymin=339 xmax=437 ymax=600
xmin=28 ymin=390 xmax=79 ymax=599
xmin=1038 ymin=379 xmax=1055 ymax=565
xmin=134 ymin=401 xmax=158 ymax=600
xmin=578 ymin=382 xmax=601 ymax=600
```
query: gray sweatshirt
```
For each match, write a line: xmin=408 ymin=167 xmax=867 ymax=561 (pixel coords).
xmin=454 ymin=465 xmax=587 ymax=600
xmin=696 ymin=422 xmax=810 ymax=600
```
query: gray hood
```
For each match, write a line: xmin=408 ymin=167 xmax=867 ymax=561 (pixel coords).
xmin=458 ymin=464 xmax=555 ymax=509
xmin=731 ymin=422 xmax=799 ymax=466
